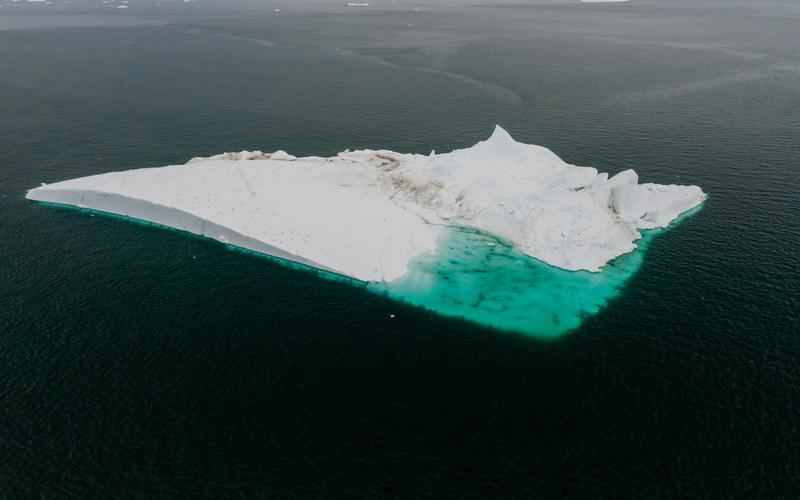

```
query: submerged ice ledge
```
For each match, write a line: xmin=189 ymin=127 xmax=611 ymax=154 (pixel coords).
xmin=27 ymin=126 xmax=706 ymax=285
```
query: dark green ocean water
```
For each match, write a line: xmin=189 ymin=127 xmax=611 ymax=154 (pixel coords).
xmin=1 ymin=2 xmax=799 ymax=498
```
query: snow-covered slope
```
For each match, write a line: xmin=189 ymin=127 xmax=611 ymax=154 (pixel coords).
xmin=27 ymin=126 xmax=705 ymax=282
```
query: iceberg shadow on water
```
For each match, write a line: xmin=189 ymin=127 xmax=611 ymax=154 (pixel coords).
xmin=35 ymin=200 xmax=368 ymax=287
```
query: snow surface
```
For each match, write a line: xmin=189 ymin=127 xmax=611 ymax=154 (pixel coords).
xmin=27 ymin=126 xmax=705 ymax=283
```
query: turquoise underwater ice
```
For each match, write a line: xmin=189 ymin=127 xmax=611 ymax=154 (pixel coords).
xmin=370 ymin=227 xmax=651 ymax=339
xmin=373 ymin=204 xmax=703 ymax=339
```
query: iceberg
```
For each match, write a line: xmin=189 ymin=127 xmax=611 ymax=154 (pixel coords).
xmin=27 ymin=126 xmax=705 ymax=337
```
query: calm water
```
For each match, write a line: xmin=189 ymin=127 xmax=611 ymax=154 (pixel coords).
xmin=1 ymin=2 xmax=799 ymax=498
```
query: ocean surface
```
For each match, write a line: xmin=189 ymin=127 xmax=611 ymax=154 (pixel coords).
xmin=1 ymin=1 xmax=799 ymax=498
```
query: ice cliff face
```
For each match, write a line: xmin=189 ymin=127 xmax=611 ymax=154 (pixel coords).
xmin=27 ymin=126 xmax=705 ymax=282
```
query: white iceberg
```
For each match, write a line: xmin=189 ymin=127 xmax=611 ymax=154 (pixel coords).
xmin=27 ymin=126 xmax=706 ymax=336
xmin=27 ymin=126 xmax=705 ymax=285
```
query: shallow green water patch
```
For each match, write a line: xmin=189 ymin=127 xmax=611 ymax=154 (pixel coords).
xmin=371 ymin=227 xmax=654 ymax=339
xmin=373 ymin=203 xmax=704 ymax=338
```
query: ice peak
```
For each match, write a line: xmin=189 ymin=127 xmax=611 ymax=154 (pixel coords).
xmin=455 ymin=125 xmax=524 ymax=161
xmin=487 ymin=125 xmax=516 ymax=145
